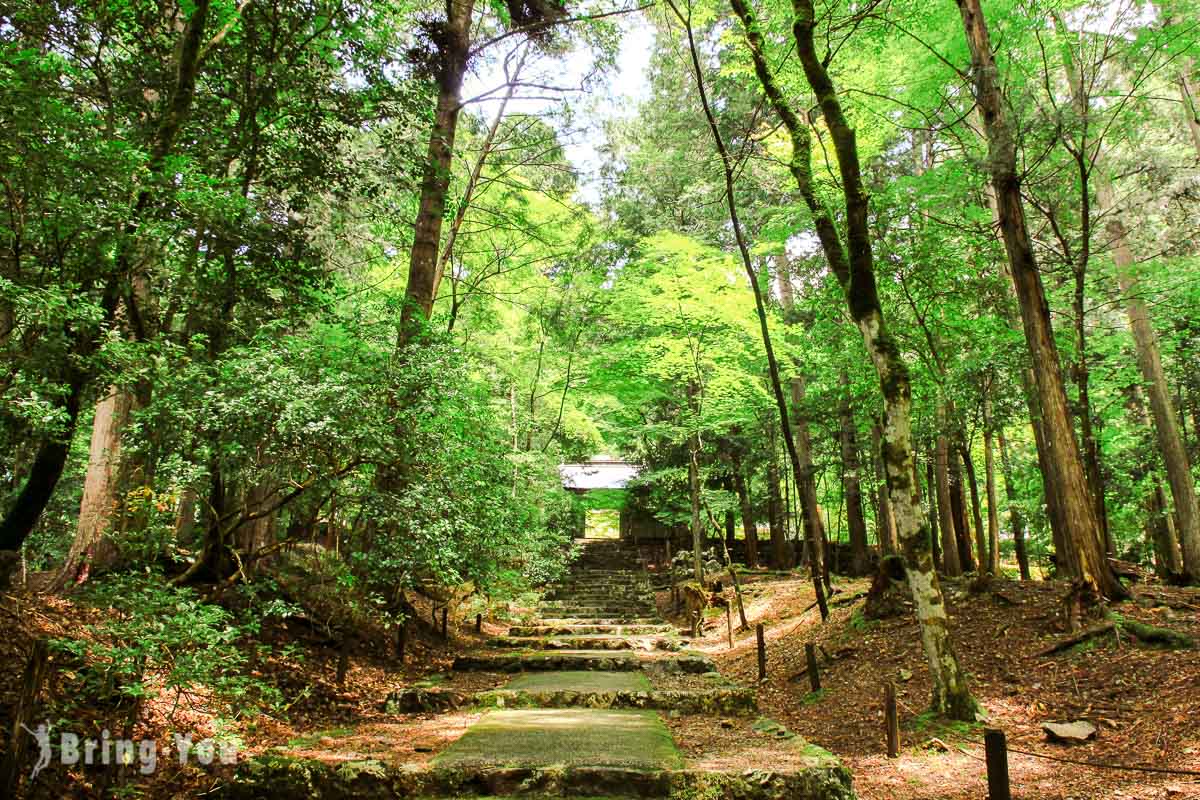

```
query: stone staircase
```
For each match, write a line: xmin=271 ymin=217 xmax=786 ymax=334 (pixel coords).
xmin=224 ymin=537 xmax=855 ymax=799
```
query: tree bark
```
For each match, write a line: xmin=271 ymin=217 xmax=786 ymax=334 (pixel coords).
xmin=689 ymin=401 xmax=703 ymax=582
xmin=926 ymin=453 xmax=942 ymax=572
xmin=872 ymin=420 xmax=900 ymax=555
xmin=731 ymin=463 xmax=758 ymax=569
xmin=960 ymin=445 xmax=987 ymax=573
xmin=0 ymin=0 xmax=212 ymax=554
xmin=997 ymin=430 xmax=1032 ymax=579
xmin=54 ymin=388 xmax=134 ymax=586
xmin=0 ymin=379 xmax=83 ymax=552
xmin=730 ymin=0 xmax=976 ymax=718
xmin=956 ymin=0 xmax=1123 ymax=600
xmin=839 ymin=373 xmax=870 ymax=575
xmin=398 ymin=0 xmax=477 ymax=344
xmin=666 ymin=0 xmax=828 ymax=618
xmin=766 ymin=423 xmax=789 ymax=568
xmin=971 ymin=113 xmax=1070 ymax=563
xmin=1096 ymin=180 xmax=1200 ymax=581
xmin=1148 ymin=483 xmax=1183 ymax=577
xmin=935 ymin=414 xmax=962 ymax=576
xmin=722 ymin=476 xmax=737 ymax=551
xmin=982 ymin=396 xmax=1002 ymax=575
xmin=948 ymin=441 xmax=975 ymax=572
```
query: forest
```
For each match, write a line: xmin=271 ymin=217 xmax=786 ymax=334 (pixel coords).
xmin=0 ymin=0 xmax=1198 ymax=798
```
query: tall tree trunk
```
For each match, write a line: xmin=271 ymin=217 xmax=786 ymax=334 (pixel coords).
xmin=982 ymin=395 xmax=1002 ymax=575
xmin=0 ymin=0 xmax=212 ymax=554
xmin=1071 ymin=260 xmax=1112 ymax=554
xmin=731 ymin=464 xmax=758 ymax=569
xmin=175 ymin=488 xmax=198 ymax=543
xmin=688 ymin=386 xmax=703 ymax=582
xmin=398 ymin=0 xmax=477 ymax=343
xmin=872 ymin=420 xmax=899 ymax=555
xmin=666 ymin=0 xmax=828 ymax=618
xmin=956 ymin=0 xmax=1124 ymax=600
xmin=0 ymin=379 xmax=84 ymax=552
xmin=839 ymin=374 xmax=870 ymax=575
xmin=935 ymin=415 xmax=962 ymax=576
xmin=1096 ymin=180 xmax=1200 ymax=581
xmin=997 ymin=430 xmax=1031 ymax=580
xmin=926 ymin=453 xmax=942 ymax=572
xmin=728 ymin=0 xmax=976 ymax=719
xmin=722 ymin=476 xmax=737 ymax=551
xmin=960 ymin=445 xmax=987 ymax=573
xmin=54 ymin=389 xmax=134 ymax=586
xmin=1148 ymin=483 xmax=1183 ymax=577
xmin=971 ymin=115 xmax=1071 ymax=560
xmin=766 ymin=423 xmax=789 ymax=568
xmin=948 ymin=442 xmax=975 ymax=572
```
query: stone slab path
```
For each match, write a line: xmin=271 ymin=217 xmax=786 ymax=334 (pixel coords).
xmin=223 ymin=537 xmax=856 ymax=799
xmin=436 ymin=709 xmax=682 ymax=770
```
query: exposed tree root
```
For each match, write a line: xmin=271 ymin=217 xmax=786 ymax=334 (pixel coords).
xmin=1036 ymin=615 xmax=1194 ymax=657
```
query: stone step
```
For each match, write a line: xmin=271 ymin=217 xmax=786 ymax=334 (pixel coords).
xmin=509 ymin=624 xmax=674 ymax=636
xmin=383 ymin=671 xmax=756 ymax=717
xmin=540 ymin=618 xmax=662 ymax=623
xmin=535 ymin=617 xmax=663 ymax=626
xmin=537 ymin=607 xmax=658 ymax=616
xmin=225 ymin=753 xmax=849 ymax=796
xmin=452 ymin=650 xmax=716 ymax=674
xmin=486 ymin=635 xmax=679 ymax=652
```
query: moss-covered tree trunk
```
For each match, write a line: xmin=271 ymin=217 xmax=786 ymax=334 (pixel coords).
xmin=872 ymin=421 xmax=899 ymax=555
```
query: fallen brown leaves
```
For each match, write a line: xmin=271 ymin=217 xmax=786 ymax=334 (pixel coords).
xmin=668 ymin=570 xmax=1200 ymax=800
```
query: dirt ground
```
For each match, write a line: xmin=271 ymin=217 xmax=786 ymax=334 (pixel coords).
xmin=666 ymin=570 xmax=1200 ymax=800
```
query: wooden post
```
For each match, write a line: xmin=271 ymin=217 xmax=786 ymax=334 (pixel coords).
xmin=1 ymin=639 xmax=49 ymax=797
xmin=441 ymin=607 xmax=448 ymax=639
xmin=756 ymin=623 xmax=767 ymax=681
xmin=475 ymin=613 xmax=482 ymax=634
xmin=396 ymin=622 xmax=408 ymax=664
xmin=984 ymin=728 xmax=1012 ymax=800
xmin=805 ymin=643 xmax=821 ymax=692
xmin=726 ymin=604 xmax=733 ymax=649
xmin=884 ymin=683 xmax=899 ymax=757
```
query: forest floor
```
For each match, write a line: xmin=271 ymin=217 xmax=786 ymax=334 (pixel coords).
xmin=667 ymin=569 xmax=1200 ymax=800
xmin=2 ymin=566 xmax=1199 ymax=798
xmin=0 ymin=581 xmax=506 ymax=798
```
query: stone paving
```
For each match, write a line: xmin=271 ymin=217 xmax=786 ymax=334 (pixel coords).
xmin=224 ymin=538 xmax=856 ymax=799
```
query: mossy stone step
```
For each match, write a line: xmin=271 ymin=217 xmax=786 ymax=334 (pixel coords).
xmin=452 ymin=651 xmax=715 ymax=674
xmin=486 ymin=636 xmax=678 ymax=652
xmin=382 ymin=672 xmax=757 ymax=716
xmin=439 ymin=709 xmax=681 ymax=770
xmin=535 ymin=617 xmax=663 ymax=626
xmin=225 ymin=758 xmax=856 ymax=799
xmin=537 ymin=609 xmax=658 ymax=618
xmin=508 ymin=624 xmax=674 ymax=637
xmin=474 ymin=687 xmax=756 ymax=715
